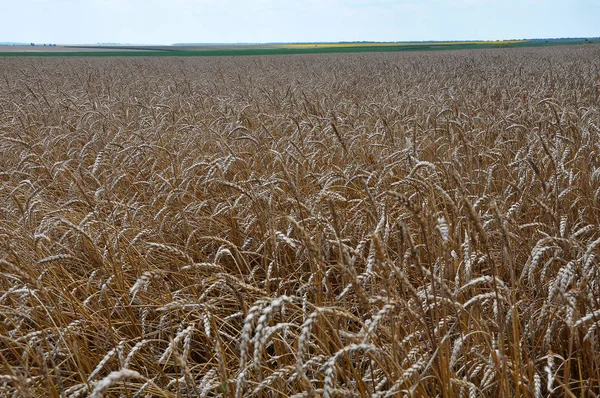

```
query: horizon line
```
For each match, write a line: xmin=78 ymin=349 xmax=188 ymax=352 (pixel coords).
xmin=1 ymin=36 xmax=599 ymax=47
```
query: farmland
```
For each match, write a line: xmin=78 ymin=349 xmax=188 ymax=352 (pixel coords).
xmin=0 ymin=38 xmax=596 ymax=57
xmin=1 ymin=45 xmax=600 ymax=397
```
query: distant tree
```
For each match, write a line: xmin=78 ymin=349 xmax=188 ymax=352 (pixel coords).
xmin=30 ymin=43 xmax=34 ymax=46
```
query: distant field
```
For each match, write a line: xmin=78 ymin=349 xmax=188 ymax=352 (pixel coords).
xmin=282 ymin=40 xmax=526 ymax=48
xmin=0 ymin=38 xmax=596 ymax=56
xmin=0 ymin=45 xmax=155 ymax=53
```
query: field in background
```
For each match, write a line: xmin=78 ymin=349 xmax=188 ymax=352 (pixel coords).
xmin=282 ymin=40 xmax=526 ymax=48
xmin=0 ymin=38 xmax=597 ymax=56
xmin=1 ymin=46 xmax=600 ymax=397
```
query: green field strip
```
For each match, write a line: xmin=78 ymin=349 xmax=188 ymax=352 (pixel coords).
xmin=0 ymin=39 xmax=596 ymax=57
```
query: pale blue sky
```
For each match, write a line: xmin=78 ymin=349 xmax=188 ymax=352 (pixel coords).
xmin=2 ymin=0 xmax=598 ymax=44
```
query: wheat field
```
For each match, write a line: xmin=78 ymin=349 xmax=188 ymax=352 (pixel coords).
xmin=1 ymin=45 xmax=600 ymax=397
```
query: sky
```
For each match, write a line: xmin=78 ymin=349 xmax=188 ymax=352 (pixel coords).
xmin=1 ymin=0 xmax=599 ymax=45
